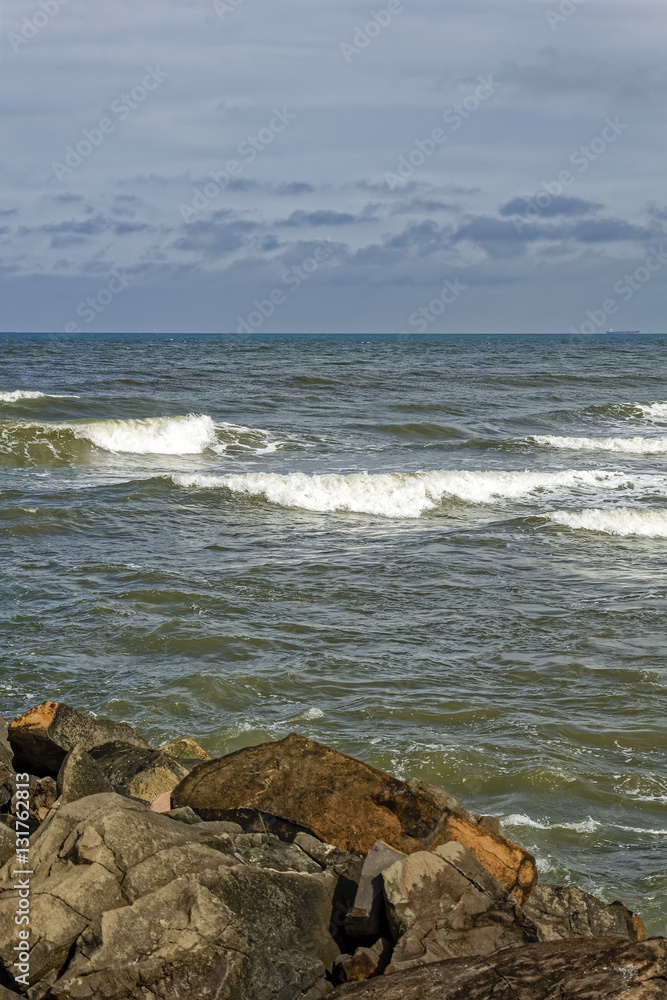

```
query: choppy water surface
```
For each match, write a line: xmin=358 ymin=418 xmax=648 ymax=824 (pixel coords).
xmin=1 ymin=333 xmax=665 ymax=932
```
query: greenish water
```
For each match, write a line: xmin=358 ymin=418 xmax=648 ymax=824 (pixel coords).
xmin=1 ymin=333 xmax=665 ymax=933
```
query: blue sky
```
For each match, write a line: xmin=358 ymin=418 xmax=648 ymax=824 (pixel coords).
xmin=1 ymin=0 xmax=666 ymax=333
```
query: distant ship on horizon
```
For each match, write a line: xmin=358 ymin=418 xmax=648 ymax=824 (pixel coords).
xmin=605 ymin=329 xmax=640 ymax=334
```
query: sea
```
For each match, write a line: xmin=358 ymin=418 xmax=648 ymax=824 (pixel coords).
xmin=1 ymin=332 xmax=665 ymax=933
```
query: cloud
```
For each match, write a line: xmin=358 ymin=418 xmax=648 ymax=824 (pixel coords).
xmin=275 ymin=182 xmax=315 ymax=196
xmin=499 ymin=196 xmax=603 ymax=218
xmin=278 ymin=209 xmax=357 ymax=227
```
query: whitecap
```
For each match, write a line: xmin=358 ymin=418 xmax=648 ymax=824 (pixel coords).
xmin=527 ymin=434 xmax=667 ymax=454
xmin=75 ymin=414 xmax=216 ymax=455
xmin=172 ymin=468 xmax=626 ymax=518
xmin=550 ymin=508 xmax=667 ymax=538
xmin=0 ymin=390 xmax=79 ymax=402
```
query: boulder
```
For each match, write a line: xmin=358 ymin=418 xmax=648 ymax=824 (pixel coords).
xmin=523 ymin=884 xmax=646 ymax=942
xmin=28 ymin=775 xmax=58 ymax=826
xmin=158 ymin=737 xmax=210 ymax=763
xmin=330 ymin=937 xmax=667 ymax=999
xmin=8 ymin=702 xmax=150 ymax=777
xmin=333 ymin=938 xmax=392 ymax=984
xmin=383 ymin=841 xmax=538 ymax=973
xmin=57 ymin=746 xmax=114 ymax=805
xmin=345 ymin=840 xmax=406 ymax=939
xmin=88 ymin=741 xmax=190 ymax=802
xmin=171 ymin=733 xmax=537 ymax=903
xmin=0 ymin=717 xmax=14 ymax=812
xmin=0 ymin=792 xmax=355 ymax=999
xmin=0 ymin=821 xmax=13 ymax=868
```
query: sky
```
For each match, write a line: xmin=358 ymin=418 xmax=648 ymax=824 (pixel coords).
xmin=1 ymin=0 xmax=666 ymax=334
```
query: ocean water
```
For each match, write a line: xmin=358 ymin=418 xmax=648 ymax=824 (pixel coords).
xmin=1 ymin=333 xmax=666 ymax=933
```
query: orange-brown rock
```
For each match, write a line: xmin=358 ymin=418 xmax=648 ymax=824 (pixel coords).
xmin=171 ymin=733 xmax=537 ymax=903
xmin=8 ymin=701 xmax=150 ymax=777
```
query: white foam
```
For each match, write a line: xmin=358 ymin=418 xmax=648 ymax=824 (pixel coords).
xmin=636 ymin=401 xmax=667 ymax=422
xmin=172 ymin=468 xmax=624 ymax=518
xmin=0 ymin=390 xmax=79 ymax=402
xmin=503 ymin=814 xmax=667 ymax=836
xmin=527 ymin=434 xmax=667 ymax=454
xmin=550 ymin=508 xmax=667 ymax=538
xmin=74 ymin=414 xmax=217 ymax=455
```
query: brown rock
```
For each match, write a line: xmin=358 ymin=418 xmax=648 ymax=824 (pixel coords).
xmin=334 ymin=938 xmax=393 ymax=984
xmin=8 ymin=702 xmax=150 ymax=777
xmin=523 ymin=884 xmax=647 ymax=942
xmin=330 ymin=937 xmax=667 ymax=999
xmin=171 ymin=733 xmax=537 ymax=902
xmin=157 ymin=737 xmax=210 ymax=762
xmin=382 ymin=841 xmax=538 ymax=973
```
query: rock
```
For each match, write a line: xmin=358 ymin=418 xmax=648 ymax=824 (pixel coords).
xmin=382 ymin=841 xmax=538 ymax=973
xmin=334 ymin=938 xmax=393 ymax=984
xmin=149 ymin=790 xmax=172 ymax=812
xmin=171 ymin=733 xmax=537 ymax=902
xmin=0 ymin=822 xmax=13 ymax=868
xmin=523 ymin=883 xmax=647 ymax=942
xmin=157 ymin=737 xmax=210 ymax=762
xmin=345 ymin=840 xmax=406 ymax=939
xmin=0 ymin=792 xmax=349 ymax=999
xmin=88 ymin=741 xmax=190 ymax=802
xmin=29 ymin=775 xmax=58 ymax=826
xmin=56 ymin=746 xmax=114 ymax=805
xmin=0 ymin=717 xmax=14 ymax=812
xmin=163 ymin=806 xmax=202 ymax=824
xmin=330 ymin=937 xmax=667 ymax=999
xmin=8 ymin=701 xmax=150 ymax=778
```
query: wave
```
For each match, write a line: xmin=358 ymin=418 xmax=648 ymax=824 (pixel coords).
xmin=0 ymin=390 xmax=79 ymax=402
xmin=526 ymin=434 xmax=667 ymax=454
xmin=172 ymin=468 xmax=625 ymax=518
xmin=0 ymin=415 xmax=285 ymax=463
xmin=503 ymin=813 xmax=667 ymax=837
xmin=549 ymin=508 xmax=667 ymax=537
xmin=636 ymin=402 xmax=667 ymax=423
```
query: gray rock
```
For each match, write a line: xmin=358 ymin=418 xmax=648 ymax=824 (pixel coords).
xmin=523 ymin=883 xmax=646 ymax=942
xmin=8 ymin=701 xmax=150 ymax=777
xmin=345 ymin=840 xmax=406 ymax=939
xmin=0 ymin=792 xmax=345 ymax=999
xmin=330 ymin=937 xmax=667 ymax=1000
xmin=28 ymin=775 xmax=58 ymax=826
xmin=57 ymin=746 xmax=114 ymax=805
xmin=88 ymin=741 xmax=189 ymax=802
xmin=382 ymin=841 xmax=538 ymax=974
xmin=333 ymin=938 xmax=392 ymax=984
xmin=163 ymin=805 xmax=202 ymax=824
xmin=0 ymin=717 xmax=14 ymax=812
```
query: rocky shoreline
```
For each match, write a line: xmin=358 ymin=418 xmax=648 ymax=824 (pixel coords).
xmin=0 ymin=701 xmax=664 ymax=999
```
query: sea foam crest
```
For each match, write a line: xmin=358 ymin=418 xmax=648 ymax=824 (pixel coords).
xmin=636 ymin=401 xmax=667 ymax=422
xmin=0 ymin=390 xmax=79 ymax=402
xmin=550 ymin=508 xmax=667 ymax=537
xmin=527 ymin=434 xmax=667 ymax=454
xmin=76 ymin=414 xmax=217 ymax=454
xmin=173 ymin=468 xmax=621 ymax=518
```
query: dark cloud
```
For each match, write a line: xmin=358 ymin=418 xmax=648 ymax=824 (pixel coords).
xmin=51 ymin=194 xmax=83 ymax=204
xmin=275 ymin=182 xmax=315 ymax=196
xmin=499 ymin=196 xmax=603 ymax=218
xmin=278 ymin=209 xmax=357 ymax=227
xmin=0 ymin=209 xmax=18 ymax=217
xmin=173 ymin=217 xmax=258 ymax=258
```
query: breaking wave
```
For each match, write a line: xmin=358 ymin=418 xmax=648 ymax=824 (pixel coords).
xmin=503 ymin=814 xmax=667 ymax=836
xmin=526 ymin=434 xmax=667 ymax=454
xmin=549 ymin=508 xmax=667 ymax=538
xmin=172 ymin=468 xmax=626 ymax=518
xmin=0 ymin=390 xmax=79 ymax=402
